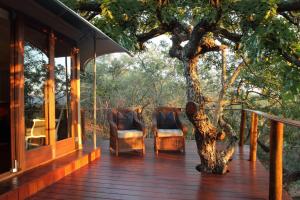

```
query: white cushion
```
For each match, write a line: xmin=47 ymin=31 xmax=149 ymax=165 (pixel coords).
xmin=157 ymin=129 xmax=183 ymax=137
xmin=117 ymin=130 xmax=143 ymax=138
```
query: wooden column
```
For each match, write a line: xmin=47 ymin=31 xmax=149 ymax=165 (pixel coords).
xmin=71 ymin=48 xmax=82 ymax=150
xmin=10 ymin=14 xmax=25 ymax=171
xmin=46 ymin=31 xmax=56 ymax=158
xmin=239 ymin=110 xmax=246 ymax=146
xmin=249 ymin=112 xmax=258 ymax=161
xmin=269 ymin=120 xmax=284 ymax=200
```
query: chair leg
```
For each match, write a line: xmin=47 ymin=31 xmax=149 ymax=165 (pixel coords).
xmin=142 ymin=140 xmax=146 ymax=155
xmin=182 ymin=138 xmax=186 ymax=153
xmin=116 ymin=140 xmax=119 ymax=156
xmin=155 ymin=137 xmax=159 ymax=156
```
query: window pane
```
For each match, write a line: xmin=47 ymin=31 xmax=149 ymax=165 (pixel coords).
xmin=24 ymin=26 xmax=49 ymax=150
xmin=0 ymin=8 xmax=12 ymax=173
xmin=55 ymin=56 xmax=71 ymax=141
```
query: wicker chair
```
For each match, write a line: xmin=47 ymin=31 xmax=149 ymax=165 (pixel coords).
xmin=152 ymin=107 xmax=188 ymax=155
xmin=108 ymin=108 xmax=146 ymax=156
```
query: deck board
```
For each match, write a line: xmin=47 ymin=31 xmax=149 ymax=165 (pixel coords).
xmin=28 ymin=139 xmax=291 ymax=200
xmin=0 ymin=147 xmax=100 ymax=200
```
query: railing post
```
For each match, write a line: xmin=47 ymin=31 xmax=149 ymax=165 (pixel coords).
xmin=269 ymin=120 xmax=284 ymax=200
xmin=239 ymin=110 xmax=246 ymax=146
xmin=249 ymin=112 xmax=258 ymax=161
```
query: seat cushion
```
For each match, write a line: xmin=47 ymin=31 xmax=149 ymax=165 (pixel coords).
xmin=117 ymin=130 xmax=143 ymax=138
xmin=117 ymin=111 xmax=134 ymax=130
xmin=157 ymin=129 xmax=183 ymax=137
xmin=157 ymin=111 xmax=178 ymax=129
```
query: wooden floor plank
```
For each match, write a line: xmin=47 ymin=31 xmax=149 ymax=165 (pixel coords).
xmin=0 ymin=147 xmax=100 ymax=200
xmin=28 ymin=139 xmax=291 ymax=200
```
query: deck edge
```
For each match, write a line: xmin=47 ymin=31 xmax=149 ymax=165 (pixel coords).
xmin=0 ymin=147 xmax=100 ymax=200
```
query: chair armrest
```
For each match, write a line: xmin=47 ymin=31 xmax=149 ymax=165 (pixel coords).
xmin=180 ymin=123 xmax=188 ymax=137
xmin=109 ymin=121 xmax=118 ymax=137
xmin=133 ymin=117 xmax=146 ymax=137
xmin=176 ymin=117 xmax=188 ymax=137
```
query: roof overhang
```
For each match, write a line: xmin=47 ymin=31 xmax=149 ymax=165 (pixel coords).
xmin=0 ymin=0 xmax=130 ymax=69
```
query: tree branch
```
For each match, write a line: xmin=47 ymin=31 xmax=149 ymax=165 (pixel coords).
xmin=215 ymin=28 xmax=242 ymax=43
xmin=277 ymin=0 xmax=300 ymax=13
xmin=284 ymin=171 xmax=300 ymax=186
xmin=279 ymin=48 xmax=300 ymax=70
xmin=186 ymin=20 xmax=217 ymax=59
xmin=226 ymin=59 xmax=247 ymax=88
xmin=136 ymin=25 xmax=169 ymax=43
xmin=257 ymin=139 xmax=270 ymax=153
xmin=74 ymin=2 xmax=102 ymax=12
xmin=280 ymin=12 xmax=299 ymax=26
xmin=169 ymin=34 xmax=183 ymax=60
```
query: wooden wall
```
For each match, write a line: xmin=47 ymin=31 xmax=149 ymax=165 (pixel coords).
xmin=2 ymin=10 xmax=82 ymax=177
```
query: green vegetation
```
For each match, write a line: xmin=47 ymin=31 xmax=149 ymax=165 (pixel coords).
xmin=62 ymin=0 xmax=300 ymax=195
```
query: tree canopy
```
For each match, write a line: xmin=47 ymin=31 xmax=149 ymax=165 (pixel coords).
xmin=63 ymin=0 xmax=300 ymax=180
xmin=63 ymin=0 xmax=300 ymax=68
xmin=63 ymin=0 xmax=300 ymax=116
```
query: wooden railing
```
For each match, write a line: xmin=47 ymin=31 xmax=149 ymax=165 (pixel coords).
xmin=239 ymin=109 xmax=300 ymax=200
xmin=81 ymin=106 xmax=298 ymax=199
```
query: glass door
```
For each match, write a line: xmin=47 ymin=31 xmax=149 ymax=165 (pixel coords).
xmin=0 ymin=7 xmax=12 ymax=174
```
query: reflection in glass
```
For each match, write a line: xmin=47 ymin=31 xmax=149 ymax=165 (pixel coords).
xmin=24 ymin=42 xmax=48 ymax=150
xmin=0 ymin=8 xmax=12 ymax=173
xmin=55 ymin=56 xmax=71 ymax=140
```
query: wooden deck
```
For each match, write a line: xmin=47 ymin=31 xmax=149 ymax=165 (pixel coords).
xmin=28 ymin=139 xmax=291 ymax=200
xmin=0 ymin=147 xmax=100 ymax=200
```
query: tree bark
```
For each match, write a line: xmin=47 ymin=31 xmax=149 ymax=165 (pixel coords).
xmin=214 ymin=48 xmax=227 ymax=125
xmin=184 ymin=56 xmax=231 ymax=174
xmin=183 ymin=57 xmax=204 ymax=104
xmin=186 ymin=101 xmax=230 ymax=174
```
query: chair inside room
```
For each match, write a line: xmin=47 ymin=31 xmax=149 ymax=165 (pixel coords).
xmin=108 ymin=108 xmax=146 ymax=156
xmin=25 ymin=119 xmax=47 ymax=150
xmin=152 ymin=107 xmax=187 ymax=155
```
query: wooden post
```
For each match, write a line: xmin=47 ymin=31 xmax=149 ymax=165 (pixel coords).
xmin=93 ymin=34 xmax=97 ymax=149
xmin=239 ymin=110 xmax=246 ymax=146
xmin=10 ymin=14 xmax=25 ymax=171
xmin=47 ymin=31 xmax=56 ymax=158
xmin=71 ymin=48 xmax=82 ymax=150
xmin=249 ymin=112 xmax=258 ymax=161
xmin=269 ymin=120 xmax=284 ymax=200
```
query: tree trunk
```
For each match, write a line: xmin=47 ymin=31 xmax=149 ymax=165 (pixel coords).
xmin=183 ymin=57 xmax=205 ymax=104
xmin=184 ymin=56 xmax=236 ymax=174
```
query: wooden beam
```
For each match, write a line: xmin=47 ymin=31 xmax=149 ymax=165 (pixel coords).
xmin=71 ymin=48 xmax=82 ymax=150
xmin=47 ymin=31 xmax=56 ymax=158
xmin=249 ymin=112 xmax=258 ymax=162
xmin=269 ymin=120 xmax=284 ymax=200
xmin=239 ymin=110 xmax=246 ymax=146
xmin=10 ymin=14 xmax=25 ymax=171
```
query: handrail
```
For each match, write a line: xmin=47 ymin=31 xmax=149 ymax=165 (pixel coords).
xmin=244 ymin=109 xmax=300 ymax=128
xmin=186 ymin=104 xmax=300 ymax=200
xmin=237 ymin=108 xmax=300 ymax=200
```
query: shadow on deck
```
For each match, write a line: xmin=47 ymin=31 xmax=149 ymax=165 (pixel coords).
xmin=28 ymin=139 xmax=291 ymax=200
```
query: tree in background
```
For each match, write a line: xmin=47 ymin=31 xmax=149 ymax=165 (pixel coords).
xmin=63 ymin=0 xmax=300 ymax=174
xmin=81 ymin=43 xmax=186 ymax=135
